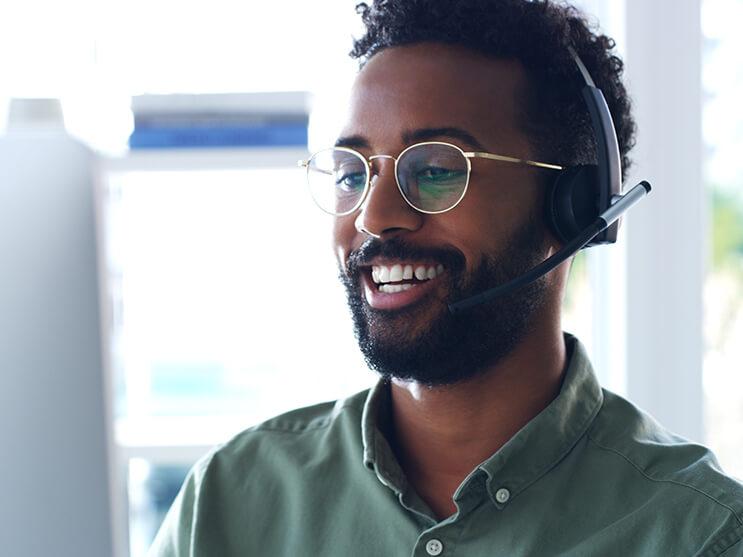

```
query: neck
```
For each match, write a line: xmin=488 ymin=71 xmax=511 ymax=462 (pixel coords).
xmin=388 ymin=322 xmax=567 ymax=519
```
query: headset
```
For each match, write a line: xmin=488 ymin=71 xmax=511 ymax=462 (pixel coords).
xmin=448 ymin=46 xmax=651 ymax=314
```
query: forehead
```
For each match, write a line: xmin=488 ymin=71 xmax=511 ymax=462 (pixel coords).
xmin=342 ymin=42 xmax=532 ymax=152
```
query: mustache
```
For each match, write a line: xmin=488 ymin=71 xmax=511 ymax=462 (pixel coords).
xmin=346 ymin=237 xmax=466 ymax=278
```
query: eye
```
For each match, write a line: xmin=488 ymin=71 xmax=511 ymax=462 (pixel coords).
xmin=417 ymin=166 xmax=466 ymax=182
xmin=335 ymin=171 xmax=366 ymax=192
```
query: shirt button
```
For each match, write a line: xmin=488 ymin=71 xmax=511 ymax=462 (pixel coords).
xmin=495 ymin=487 xmax=511 ymax=504
xmin=425 ymin=538 xmax=444 ymax=556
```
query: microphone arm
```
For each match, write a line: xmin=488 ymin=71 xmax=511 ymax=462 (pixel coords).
xmin=448 ymin=181 xmax=652 ymax=315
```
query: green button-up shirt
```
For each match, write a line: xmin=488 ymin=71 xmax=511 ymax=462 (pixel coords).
xmin=149 ymin=334 xmax=743 ymax=556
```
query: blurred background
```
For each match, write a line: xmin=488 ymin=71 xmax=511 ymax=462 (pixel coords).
xmin=0 ymin=0 xmax=740 ymax=556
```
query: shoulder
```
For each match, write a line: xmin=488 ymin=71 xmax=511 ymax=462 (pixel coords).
xmin=587 ymin=388 xmax=743 ymax=555
xmin=147 ymin=389 xmax=372 ymax=556
xmin=588 ymin=388 xmax=743 ymax=507
xmin=191 ymin=387 xmax=370 ymax=480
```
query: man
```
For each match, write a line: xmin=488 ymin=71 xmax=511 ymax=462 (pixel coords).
xmin=150 ymin=1 xmax=743 ymax=555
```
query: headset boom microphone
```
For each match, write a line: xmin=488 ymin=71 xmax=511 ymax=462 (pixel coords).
xmin=448 ymin=180 xmax=650 ymax=314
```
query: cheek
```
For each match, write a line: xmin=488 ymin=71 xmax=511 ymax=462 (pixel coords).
xmin=445 ymin=178 xmax=542 ymax=268
xmin=465 ymin=176 xmax=536 ymax=222
xmin=445 ymin=194 xmax=510 ymax=254
xmin=332 ymin=216 xmax=357 ymax=270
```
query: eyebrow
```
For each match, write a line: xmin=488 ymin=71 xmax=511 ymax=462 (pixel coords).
xmin=334 ymin=126 xmax=488 ymax=152
xmin=334 ymin=135 xmax=369 ymax=149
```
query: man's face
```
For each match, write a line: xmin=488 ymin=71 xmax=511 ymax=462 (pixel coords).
xmin=333 ymin=42 xmax=555 ymax=385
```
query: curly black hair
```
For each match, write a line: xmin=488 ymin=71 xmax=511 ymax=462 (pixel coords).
xmin=351 ymin=0 xmax=636 ymax=180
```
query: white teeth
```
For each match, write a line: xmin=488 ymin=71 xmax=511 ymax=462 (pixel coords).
xmin=379 ymin=266 xmax=390 ymax=283
xmin=379 ymin=283 xmax=414 ymax=293
xmin=371 ymin=263 xmax=446 ymax=285
xmin=389 ymin=264 xmax=403 ymax=282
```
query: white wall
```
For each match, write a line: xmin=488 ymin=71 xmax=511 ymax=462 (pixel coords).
xmin=623 ymin=0 xmax=704 ymax=442
xmin=571 ymin=0 xmax=705 ymax=442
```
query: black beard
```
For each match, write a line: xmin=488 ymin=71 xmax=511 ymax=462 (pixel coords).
xmin=339 ymin=219 xmax=550 ymax=386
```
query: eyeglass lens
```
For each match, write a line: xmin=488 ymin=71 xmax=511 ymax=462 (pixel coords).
xmin=306 ymin=143 xmax=470 ymax=215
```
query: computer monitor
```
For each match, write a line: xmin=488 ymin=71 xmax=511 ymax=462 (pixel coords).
xmin=0 ymin=128 xmax=116 ymax=556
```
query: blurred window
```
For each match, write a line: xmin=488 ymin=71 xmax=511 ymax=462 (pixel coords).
xmin=702 ymin=0 xmax=743 ymax=480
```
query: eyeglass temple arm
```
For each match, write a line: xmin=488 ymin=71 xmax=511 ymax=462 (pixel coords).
xmin=298 ymin=160 xmax=336 ymax=177
xmin=464 ymin=152 xmax=563 ymax=171
xmin=300 ymin=154 xmax=561 ymax=174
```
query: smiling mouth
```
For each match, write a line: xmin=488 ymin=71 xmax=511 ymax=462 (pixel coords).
xmin=370 ymin=262 xmax=445 ymax=292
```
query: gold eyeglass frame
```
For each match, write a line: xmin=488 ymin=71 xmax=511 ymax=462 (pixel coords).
xmin=297 ymin=141 xmax=563 ymax=216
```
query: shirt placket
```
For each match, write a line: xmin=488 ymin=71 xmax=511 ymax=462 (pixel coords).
xmin=403 ymin=469 xmax=490 ymax=557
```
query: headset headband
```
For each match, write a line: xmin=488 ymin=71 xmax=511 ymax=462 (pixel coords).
xmin=567 ymin=46 xmax=623 ymax=245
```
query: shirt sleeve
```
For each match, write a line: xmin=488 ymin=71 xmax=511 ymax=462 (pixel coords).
xmin=719 ymin=536 xmax=743 ymax=556
xmin=707 ymin=524 xmax=743 ymax=557
xmin=146 ymin=456 xmax=208 ymax=557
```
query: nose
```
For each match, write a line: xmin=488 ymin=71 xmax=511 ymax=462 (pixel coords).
xmin=354 ymin=159 xmax=423 ymax=238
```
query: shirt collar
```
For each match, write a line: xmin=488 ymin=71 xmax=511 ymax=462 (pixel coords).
xmin=477 ymin=333 xmax=603 ymax=507
xmin=362 ymin=375 xmax=408 ymax=493
xmin=361 ymin=333 xmax=604 ymax=504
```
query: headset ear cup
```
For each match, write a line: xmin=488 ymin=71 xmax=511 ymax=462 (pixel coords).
xmin=546 ymin=165 xmax=601 ymax=244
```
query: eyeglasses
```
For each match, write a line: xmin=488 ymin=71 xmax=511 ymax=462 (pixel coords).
xmin=298 ymin=141 xmax=563 ymax=216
